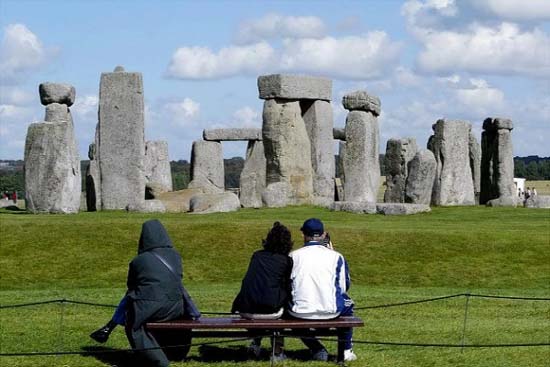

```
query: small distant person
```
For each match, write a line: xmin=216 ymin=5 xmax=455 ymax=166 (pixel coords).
xmin=90 ymin=219 xmax=200 ymax=367
xmin=525 ymin=187 xmax=531 ymax=200
xmin=533 ymin=187 xmax=537 ymax=196
xmin=518 ymin=187 xmax=522 ymax=198
xmin=288 ymin=218 xmax=356 ymax=362
xmin=12 ymin=191 xmax=17 ymax=204
xmin=232 ymin=222 xmax=293 ymax=362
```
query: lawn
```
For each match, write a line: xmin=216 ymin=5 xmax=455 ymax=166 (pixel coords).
xmin=0 ymin=206 xmax=549 ymax=367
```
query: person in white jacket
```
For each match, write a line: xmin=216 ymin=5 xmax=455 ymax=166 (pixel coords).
xmin=288 ymin=218 xmax=356 ymax=362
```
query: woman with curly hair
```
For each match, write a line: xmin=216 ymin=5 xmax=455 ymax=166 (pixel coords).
xmin=231 ymin=221 xmax=293 ymax=361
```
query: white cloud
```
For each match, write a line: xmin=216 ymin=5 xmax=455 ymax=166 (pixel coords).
xmin=454 ymin=78 xmax=505 ymax=115
xmin=470 ymin=0 xmax=550 ymax=21
xmin=232 ymin=106 xmax=260 ymax=128
xmin=71 ymin=95 xmax=98 ymax=121
xmin=163 ymin=98 xmax=200 ymax=126
xmin=235 ymin=13 xmax=326 ymax=44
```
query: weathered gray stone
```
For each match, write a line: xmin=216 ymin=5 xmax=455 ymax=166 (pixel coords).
xmin=333 ymin=128 xmax=346 ymax=141
xmin=336 ymin=141 xmax=346 ymax=181
xmin=156 ymin=188 xmax=203 ymax=213
xmin=405 ymin=149 xmax=436 ymax=205
xmin=343 ymin=110 xmax=380 ymax=203
xmin=383 ymin=138 xmax=417 ymax=203
xmin=330 ymin=201 xmax=377 ymax=214
xmin=480 ymin=117 xmax=515 ymax=205
xmin=486 ymin=196 xmax=518 ymax=207
xmin=428 ymin=119 xmax=475 ymax=206
xmin=262 ymin=182 xmax=291 ymax=208
xmin=24 ymin=109 xmax=81 ymax=213
xmin=96 ymin=68 xmax=145 ymax=210
xmin=239 ymin=140 xmax=266 ymax=208
xmin=39 ymin=82 xmax=76 ymax=106
xmin=303 ymin=100 xmax=335 ymax=203
xmin=469 ymin=132 xmax=481 ymax=202
xmin=127 ymin=199 xmax=166 ymax=213
xmin=45 ymin=103 xmax=69 ymax=122
xmin=144 ymin=140 xmax=173 ymax=195
xmin=342 ymin=91 xmax=381 ymax=116
xmin=188 ymin=141 xmax=224 ymax=194
xmin=524 ymin=195 xmax=550 ymax=209
xmin=258 ymin=74 xmax=332 ymax=101
xmin=203 ymin=128 xmax=262 ymax=141
xmin=86 ymin=141 xmax=101 ymax=212
xmin=189 ymin=192 xmax=240 ymax=214
xmin=262 ymin=99 xmax=313 ymax=205
xmin=375 ymin=203 xmax=431 ymax=215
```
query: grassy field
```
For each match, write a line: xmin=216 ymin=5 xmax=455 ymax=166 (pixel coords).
xmin=0 ymin=206 xmax=549 ymax=367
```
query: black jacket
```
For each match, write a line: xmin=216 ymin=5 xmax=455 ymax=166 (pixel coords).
xmin=232 ymin=250 xmax=293 ymax=314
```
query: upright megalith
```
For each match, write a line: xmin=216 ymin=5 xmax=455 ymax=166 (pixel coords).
xmin=239 ymin=140 xmax=266 ymax=208
xmin=24 ymin=83 xmax=81 ymax=213
xmin=95 ymin=66 xmax=145 ymax=210
xmin=469 ymin=131 xmax=481 ymax=203
xmin=86 ymin=142 xmax=100 ymax=212
xmin=342 ymin=91 xmax=381 ymax=203
xmin=188 ymin=140 xmax=224 ymax=194
xmin=383 ymin=138 xmax=417 ymax=203
xmin=428 ymin=119 xmax=475 ymax=206
xmin=480 ymin=118 xmax=515 ymax=205
xmin=405 ymin=149 xmax=436 ymax=205
xmin=144 ymin=140 xmax=173 ymax=197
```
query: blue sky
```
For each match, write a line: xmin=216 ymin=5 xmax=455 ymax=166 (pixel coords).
xmin=1 ymin=0 xmax=549 ymax=160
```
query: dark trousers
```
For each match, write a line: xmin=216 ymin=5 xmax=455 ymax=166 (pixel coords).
xmin=300 ymin=301 xmax=354 ymax=352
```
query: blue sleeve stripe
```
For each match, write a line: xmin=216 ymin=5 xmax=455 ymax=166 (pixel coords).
xmin=345 ymin=260 xmax=350 ymax=291
xmin=334 ymin=256 xmax=345 ymax=313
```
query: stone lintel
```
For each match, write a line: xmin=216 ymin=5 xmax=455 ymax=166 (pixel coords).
xmin=258 ymin=74 xmax=332 ymax=101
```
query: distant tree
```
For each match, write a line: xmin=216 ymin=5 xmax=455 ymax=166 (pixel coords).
xmin=170 ymin=160 xmax=190 ymax=190
xmin=224 ymin=157 xmax=244 ymax=188
xmin=0 ymin=170 xmax=24 ymax=196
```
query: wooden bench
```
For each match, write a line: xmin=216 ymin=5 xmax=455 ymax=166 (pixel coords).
xmin=146 ymin=316 xmax=364 ymax=363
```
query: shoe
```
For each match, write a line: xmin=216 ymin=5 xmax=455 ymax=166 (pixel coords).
xmin=90 ymin=326 xmax=111 ymax=343
xmin=247 ymin=341 xmax=262 ymax=358
xmin=344 ymin=349 xmax=357 ymax=361
xmin=270 ymin=352 xmax=287 ymax=363
xmin=312 ymin=348 xmax=329 ymax=361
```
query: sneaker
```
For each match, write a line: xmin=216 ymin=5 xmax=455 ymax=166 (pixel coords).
xmin=247 ymin=341 xmax=262 ymax=358
xmin=312 ymin=348 xmax=329 ymax=362
xmin=89 ymin=326 xmax=111 ymax=343
xmin=270 ymin=352 xmax=287 ymax=363
xmin=344 ymin=349 xmax=357 ymax=361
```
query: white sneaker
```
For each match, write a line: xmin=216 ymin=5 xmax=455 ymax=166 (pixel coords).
xmin=312 ymin=348 xmax=329 ymax=361
xmin=344 ymin=349 xmax=357 ymax=361
xmin=247 ymin=341 xmax=261 ymax=358
xmin=270 ymin=352 xmax=287 ymax=363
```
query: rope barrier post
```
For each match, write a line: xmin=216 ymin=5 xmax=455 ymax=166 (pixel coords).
xmin=57 ymin=299 xmax=66 ymax=357
xmin=460 ymin=293 xmax=471 ymax=353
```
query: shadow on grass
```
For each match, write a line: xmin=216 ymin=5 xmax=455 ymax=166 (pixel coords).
xmin=81 ymin=346 xmax=137 ymax=367
xmin=193 ymin=344 xmax=313 ymax=362
xmin=0 ymin=206 xmax=29 ymax=214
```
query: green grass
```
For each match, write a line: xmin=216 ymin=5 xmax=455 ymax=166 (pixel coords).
xmin=1 ymin=206 xmax=549 ymax=367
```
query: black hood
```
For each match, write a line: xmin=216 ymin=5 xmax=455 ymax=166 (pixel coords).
xmin=138 ymin=219 xmax=173 ymax=253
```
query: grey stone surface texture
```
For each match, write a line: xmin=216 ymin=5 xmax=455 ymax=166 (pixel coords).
xmin=302 ymin=99 xmax=335 ymax=203
xmin=258 ymin=74 xmax=332 ymax=101
xmin=45 ymin=103 xmax=69 ymax=122
xmin=330 ymin=201 xmax=377 ymax=214
xmin=203 ymin=128 xmax=262 ymax=141
xmin=262 ymin=99 xmax=314 ymax=205
xmin=333 ymin=127 xmax=346 ymax=141
xmin=336 ymin=141 xmax=346 ymax=181
xmin=480 ymin=117 xmax=515 ymax=205
xmin=486 ymin=196 xmax=519 ymax=207
xmin=405 ymin=149 xmax=436 ymax=205
xmin=96 ymin=68 xmax=145 ymax=210
xmin=262 ymin=181 xmax=292 ymax=208
xmin=239 ymin=140 xmax=266 ymax=208
xmin=342 ymin=90 xmax=381 ymax=116
xmin=127 ymin=199 xmax=166 ymax=213
xmin=156 ymin=188 xmax=203 ymax=213
xmin=39 ymin=82 xmax=76 ymax=106
xmin=188 ymin=140 xmax=224 ymax=194
xmin=24 ymin=101 xmax=81 ymax=213
xmin=383 ymin=137 xmax=417 ymax=203
xmin=428 ymin=119 xmax=475 ymax=206
xmin=189 ymin=192 xmax=241 ymax=214
xmin=375 ymin=203 xmax=431 ymax=215
xmin=86 ymin=139 xmax=101 ymax=212
xmin=469 ymin=131 xmax=481 ymax=200
xmin=523 ymin=195 xmax=550 ymax=209
xmin=144 ymin=140 xmax=173 ymax=194
xmin=342 ymin=110 xmax=380 ymax=203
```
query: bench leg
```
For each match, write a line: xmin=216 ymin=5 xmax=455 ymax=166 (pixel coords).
xmin=337 ymin=329 xmax=346 ymax=365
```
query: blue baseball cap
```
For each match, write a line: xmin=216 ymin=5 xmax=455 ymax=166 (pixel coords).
xmin=300 ymin=218 xmax=324 ymax=236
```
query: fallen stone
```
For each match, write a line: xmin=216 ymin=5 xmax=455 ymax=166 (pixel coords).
xmin=524 ymin=195 xmax=550 ymax=209
xmin=189 ymin=192 xmax=241 ymax=214
xmin=486 ymin=196 xmax=518 ymax=207
xmin=144 ymin=140 xmax=173 ymax=195
xmin=240 ymin=140 xmax=266 ymax=208
xmin=333 ymin=128 xmax=346 ymax=141
xmin=376 ymin=203 xmax=431 ymax=215
xmin=342 ymin=91 xmax=381 ymax=116
xmin=383 ymin=138 xmax=417 ymax=203
xmin=156 ymin=188 xmax=203 ymax=213
xmin=203 ymin=128 xmax=262 ymax=141
xmin=39 ymin=82 xmax=76 ymax=106
xmin=127 ymin=199 xmax=166 ymax=213
xmin=331 ymin=201 xmax=377 ymax=214
xmin=258 ymin=74 xmax=332 ymax=101
xmin=262 ymin=182 xmax=291 ymax=208
xmin=405 ymin=149 xmax=436 ymax=205
xmin=188 ymin=141 xmax=224 ymax=194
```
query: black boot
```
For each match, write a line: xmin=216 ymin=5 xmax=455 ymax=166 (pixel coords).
xmin=90 ymin=320 xmax=117 ymax=343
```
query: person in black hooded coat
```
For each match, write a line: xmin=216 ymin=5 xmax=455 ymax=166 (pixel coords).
xmin=90 ymin=219 xmax=198 ymax=367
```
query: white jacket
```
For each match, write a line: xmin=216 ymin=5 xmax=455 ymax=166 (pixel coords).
xmin=288 ymin=242 xmax=350 ymax=319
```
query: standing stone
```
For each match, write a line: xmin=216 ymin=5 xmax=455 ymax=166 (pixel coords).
xmin=383 ymin=138 xmax=417 ymax=203
xmin=96 ymin=66 xmax=145 ymax=210
xmin=262 ymin=99 xmax=314 ymax=206
xmin=336 ymin=141 xmax=346 ymax=181
xmin=428 ymin=119 xmax=475 ymax=206
xmin=188 ymin=141 xmax=224 ymax=194
xmin=86 ymin=141 xmax=100 ymax=211
xmin=469 ymin=132 xmax=481 ymax=203
xmin=333 ymin=128 xmax=346 ymax=141
xmin=405 ymin=149 xmax=436 ymax=205
xmin=24 ymin=89 xmax=81 ymax=214
xmin=144 ymin=140 xmax=173 ymax=196
xmin=342 ymin=90 xmax=380 ymax=203
xmin=239 ymin=140 xmax=266 ymax=208
xmin=480 ymin=118 xmax=515 ymax=205
xmin=302 ymin=100 xmax=335 ymax=205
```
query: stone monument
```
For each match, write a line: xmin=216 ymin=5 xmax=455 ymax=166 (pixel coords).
xmin=383 ymin=138 xmax=417 ymax=203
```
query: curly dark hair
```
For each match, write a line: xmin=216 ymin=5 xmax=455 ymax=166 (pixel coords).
xmin=262 ymin=221 xmax=293 ymax=255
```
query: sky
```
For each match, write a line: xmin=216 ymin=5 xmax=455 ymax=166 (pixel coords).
xmin=1 ymin=0 xmax=549 ymax=161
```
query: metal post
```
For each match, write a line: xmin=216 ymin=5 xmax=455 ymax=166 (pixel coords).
xmin=460 ymin=293 xmax=471 ymax=352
